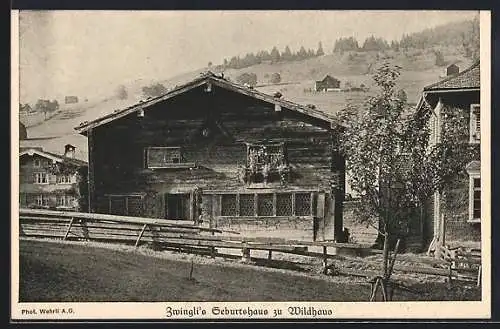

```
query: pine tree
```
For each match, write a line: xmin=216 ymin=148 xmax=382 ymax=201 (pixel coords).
xmin=316 ymin=41 xmax=325 ymax=56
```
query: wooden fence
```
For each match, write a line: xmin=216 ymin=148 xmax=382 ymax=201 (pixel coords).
xmin=18 ymin=209 xmax=481 ymax=285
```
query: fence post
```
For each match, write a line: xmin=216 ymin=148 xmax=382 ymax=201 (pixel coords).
xmin=63 ymin=217 xmax=75 ymax=240
xmin=477 ymin=265 xmax=482 ymax=287
xmin=135 ymin=224 xmax=148 ymax=248
xmin=322 ymin=246 xmax=328 ymax=274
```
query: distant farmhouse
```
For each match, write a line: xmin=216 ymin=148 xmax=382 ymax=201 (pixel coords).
xmin=75 ymin=71 xmax=347 ymax=242
xmin=315 ymin=75 xmax=341 ymax=92
xmin=65 ymin=96 xmax=79 ymax=104
xmin=19 ymin=144 xmax=88 ymax=211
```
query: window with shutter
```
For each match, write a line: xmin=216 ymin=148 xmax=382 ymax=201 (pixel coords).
xmin=470 ymin=104 xmax=480 ymax=143
xmin=468 ymin=176 xmax=481 ymax=222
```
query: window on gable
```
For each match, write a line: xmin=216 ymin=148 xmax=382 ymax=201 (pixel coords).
xmin=145 ymin=147 xmax=195 ymax=169
xmin=33 ymin=159 xmax=41 ymax=167
xmin=34 ymin=172 xmax=48 ymax=184
xmin=470 ymin=104 xmax=480 ymax=143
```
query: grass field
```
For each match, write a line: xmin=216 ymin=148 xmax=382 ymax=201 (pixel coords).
xmin=19 ymin=239 xmax=481 ymax=302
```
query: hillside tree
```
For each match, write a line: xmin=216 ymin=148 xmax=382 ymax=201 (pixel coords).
xmin=116 ymin=85 xmax=128 ymax=100
xmin=142 ymin=83 xmax=168 ymax=98
xmin=35 ymin=99 xmax=59 ymax=120
xmin=316 ymin=41 xmax=325 ymax=56
xmin=236 ymin=72 xmax=258 ymax=86
xmin=336 ymin=63 xmax=477 ymax=301
xmin=269 ymin=72 xmax=281 ymax=84
xmin=270 ymin=47 xmax=281 ymax=63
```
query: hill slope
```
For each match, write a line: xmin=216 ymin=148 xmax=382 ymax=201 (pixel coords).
xmin=20 ymin=44 xmax=474 ymax=161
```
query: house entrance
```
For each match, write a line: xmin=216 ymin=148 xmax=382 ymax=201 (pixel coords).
xmin=165 ymin=193 xmax=191 ymax=220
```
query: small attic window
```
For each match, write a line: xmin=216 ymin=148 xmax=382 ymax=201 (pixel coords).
xmin=145 ymin=147 xmax=195 ymax=169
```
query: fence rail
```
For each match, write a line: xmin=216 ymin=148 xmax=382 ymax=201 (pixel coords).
xmin=19 ymin=209 xmax=481 ymax=285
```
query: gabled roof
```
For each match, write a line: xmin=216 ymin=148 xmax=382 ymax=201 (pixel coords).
xmin=424 ymin=61 xmax=480 ymax=91
xmin=75 ymin=71 xmax=341 ymax=134
xmin=316 ymin=75 xmax=340 ymax=83
xmin=19 ymin=147 xmax=87 ymax=167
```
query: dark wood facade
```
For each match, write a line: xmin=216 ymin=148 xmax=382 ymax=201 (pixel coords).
xmin=77 ymin=73 xmax=346 ymax=241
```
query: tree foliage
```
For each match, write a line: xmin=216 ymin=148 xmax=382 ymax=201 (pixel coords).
xmin=142 ymin=83 xmax=168 ymax=98
xmin=116 ymin=85 xmax=128 ymax=100
xmin=336 ymin=63 xmax=477 ymax=283
xmin=269 ymin=72 xmax=281 ymax=84
xmin=236 ymin=72 xmax=258 ymax=86
xmin=35 ymin=99 xmax=59 ymax=119
xmin=222 ymin=43 xmax=320 ymax=70
xmin=333 ymin=37 xmax=360 ymax=53
xmin=433 ymin=50 xmax=446 ymax=67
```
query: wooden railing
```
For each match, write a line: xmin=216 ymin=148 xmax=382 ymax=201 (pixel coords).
xmin=18 ymin=209 xmax=481 ymax=285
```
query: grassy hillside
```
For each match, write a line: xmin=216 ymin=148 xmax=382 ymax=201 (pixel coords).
xmin=20 ymin=45 xmax=474 ymax=161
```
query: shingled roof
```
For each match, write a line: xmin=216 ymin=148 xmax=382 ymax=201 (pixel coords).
xmin=75 ymin=71 xmax=342 ymax=134
xmin=424 ymin=61 xmax=480 ymax=91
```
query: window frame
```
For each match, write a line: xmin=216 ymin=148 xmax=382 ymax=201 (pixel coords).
xmin=36 ymin=194 xmax=48 ymax=206
xmin=218 ymin=191 xmax=315 ymax=218
xmin=56 ymin=195 xmax=75 ymax=208
xmin=34 ymin=172 xmax=49 ymax=185
xmin=33 ymin=158 xmax=41 ymax=168
xmin=469 ymin=103 xmax=480 ymax=144
xmin=57 ymin=175 xmax=73 ymax=184
xmin=144 ymin=146 xmax=195 ymax=169
xmin=468 ymin=174 xmax=481 ymax=223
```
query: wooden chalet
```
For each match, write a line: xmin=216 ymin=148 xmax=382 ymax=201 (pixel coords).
xmin=315 ymin=75 xmax=341 ymax=92
xmin=416 ymin=61 xmax=481 ymax=250
xmin=19 ymin=144 xmax=88 ymax=211
xmin=75 ymin=72 xmax=346 ymax=241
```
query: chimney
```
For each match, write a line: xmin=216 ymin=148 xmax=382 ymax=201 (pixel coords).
xmin=64 ymin=144 xmax=76 ymax=158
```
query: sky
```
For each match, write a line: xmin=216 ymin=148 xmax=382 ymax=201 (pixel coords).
xmin=17 ymin=10 xmax=478 ymax=104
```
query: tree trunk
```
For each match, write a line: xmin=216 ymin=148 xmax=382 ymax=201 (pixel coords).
xmin=382 ymin=224 xmax=390 ymax=278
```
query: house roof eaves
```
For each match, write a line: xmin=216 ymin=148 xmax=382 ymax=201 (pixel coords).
xmin=75 ymin=72 xmax=343 ymax=133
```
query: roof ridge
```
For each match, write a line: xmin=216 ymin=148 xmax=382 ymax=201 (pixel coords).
xmin=424 ymin=61 xmax=480 ymax=91
xmin=76 ymin=73 xmax=342 ymax=132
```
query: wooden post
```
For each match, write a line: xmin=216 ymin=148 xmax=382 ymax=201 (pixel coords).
xmin=268 ymin=250 xmax=272 ymax=260
xmin=477 ymin=265 xmax=482 ymax=287
xmin=322 ymin=246 xmax=328 ymax=274
xmin=87 ymin=128 xmax=95 ymax=213
xmin=386 ymin=238 xmax=401 ymax=280
xmin=135 ymin=224 xmax=148 ymax=248
xmin=242 ymin=246 xmax=251 ymax=262
xmin=63 ymin=217 xmax=75 ymax=240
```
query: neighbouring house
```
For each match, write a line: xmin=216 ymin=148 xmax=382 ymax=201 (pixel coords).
xmin=315 ymin=75 xmax=341 ymax=92
xmin=19 ymin=104 xmax=32 ymax=115
xmin=19 ymin=144 xmax=88 ymax=211
xmin=75 ymin=71 xmax=346 ymax=242
xmin=65 ymin=96 xmax=79 ymax=104
xmin=415 ymin=61 xmax=481 ymax=250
